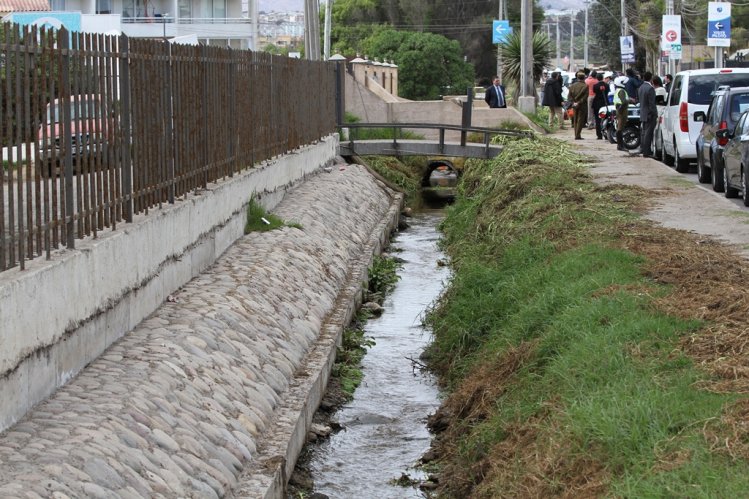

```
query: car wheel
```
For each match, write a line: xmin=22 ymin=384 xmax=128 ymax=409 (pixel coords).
xmin=674 ymin=143 xmax=691 ymax=173
xmin=623 ymin=126 xmax=640 ymax=150
xmin=743 ymin=165 xmax=749 ymax=207
xmin=663 ymin=136 xmax=675 ymax=166
xmin=711 ymin=154 xmax=726 ymax=193
xmin=725 ymin=167 xmax=739 ymax=198
xmin=697 ymin=148 xmax=710 ymax=183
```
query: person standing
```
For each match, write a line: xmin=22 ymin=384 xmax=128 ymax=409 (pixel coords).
xmin=664 ymin=74 xmax=673 ymax=95
xmin=592 ymin=73 xmax=609 ymax=139
xmin=613 ymin=76 xmax=630 ymax=150
xmin=568 ymin=71 xmax=589 ymax=140
xmin=637 ymin=71 xmax=657 ymax=158
xmin=485 ymin=76 xmax=507 ymax=108
xmin=625 ymin=68 xmax=642 ymax=104
xmin=585 ymin=70 xmax=598 ymax=129
xmin=542 ymin=72 xmax=565 ymax=129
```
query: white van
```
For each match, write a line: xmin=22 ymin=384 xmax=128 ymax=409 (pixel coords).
xmin=661 ymin=68 xmax=749 ymax=172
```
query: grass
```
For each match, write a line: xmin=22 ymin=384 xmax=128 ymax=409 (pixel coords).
xmin=523 ymin=106 xmax=554 ymax=133
xmin=341 ymin=112 xmax=424 ymax=141
xmin=244 ymin=198 xmax=301 ymax=233
xmin=663 ymin=176 xmax=697 ymax=188
xmin=362 ymin=155 xmax=425 ymax=204
xmin=425 ymin=135 xmax=749 ymax=497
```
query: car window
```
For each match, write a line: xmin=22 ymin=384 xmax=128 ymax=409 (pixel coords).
xmin=736 ymin=112 xmax=749 ymax=136
xmin=669 ymin=76 xmax=682 ymax=106
xmin=742 ymin=112 xmax=749 ymax=136
xmin=730 ymin=93 xmax=749 ymax=122
xmin=709 ymin=95 xmax=724 ymax=125
xmin=688 ymin=74 xmax=749 ymax=105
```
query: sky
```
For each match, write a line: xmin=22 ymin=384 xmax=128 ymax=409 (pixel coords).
xmin=258 ymin=0 xmax=304 ymax=12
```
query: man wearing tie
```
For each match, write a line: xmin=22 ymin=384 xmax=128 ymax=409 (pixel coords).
xmin=485 ymin=76 xmax=507 ymax=108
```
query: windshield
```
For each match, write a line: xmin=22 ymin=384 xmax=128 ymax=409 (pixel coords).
xmin=688 ymin=74 xmax=749 ymax=105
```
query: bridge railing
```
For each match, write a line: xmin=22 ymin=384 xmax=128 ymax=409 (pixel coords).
xmin=340 ymin=122 xmax=534 ymax=157
xmin=0 ymin=22 xmax=337 ymax=272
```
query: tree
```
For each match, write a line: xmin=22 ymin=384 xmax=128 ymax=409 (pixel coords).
xmin=498 ymin=30 xmax=551 ymax=101
xmin=362 ymin=29 xmax=475 ymax=100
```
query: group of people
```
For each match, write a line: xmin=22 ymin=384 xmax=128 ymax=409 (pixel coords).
xmin=541 ymin=68 xmax=672 ymax=157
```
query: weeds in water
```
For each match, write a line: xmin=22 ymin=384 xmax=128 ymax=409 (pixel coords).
xmin=368 ymin=255 xmax=402 ymax=296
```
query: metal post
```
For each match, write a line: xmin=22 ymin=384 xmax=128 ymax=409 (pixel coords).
xmin=584 ymin=1 xmax=589 ymax=68
xmin=461 ymin=87 xmax=473 ymax=146
xmin=570 ymin=15 xmax=574 ymax=72
xmin=324 ymin=0 xmax=332 ymax=60
xmin=556 ymin=18 xmax=561 ymax=68
xmin=623 ymin=0 xmax=629 ymax=71
xmin=120 ymin=35 xmax=133 ymax=223
xmin=714 ymin=0 xmax=723 ymax=69
xmin=496 ymin=0 xmax=504 ymax=82
xmin=667 ymin=0 xmax=674 ymax=77
xmin=60 ymin=29 xmax=75 ymax=249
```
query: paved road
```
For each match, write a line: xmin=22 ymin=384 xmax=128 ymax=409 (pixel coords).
xmin=0 ymin=163 xmax=395 ymax=498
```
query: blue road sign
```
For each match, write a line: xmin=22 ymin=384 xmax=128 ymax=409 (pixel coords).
xmin=492 ymin=20 xmax=512 ymax=44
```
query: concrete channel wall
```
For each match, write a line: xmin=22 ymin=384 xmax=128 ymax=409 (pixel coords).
xmin=0 ymin=136 xmax=337 ymax=433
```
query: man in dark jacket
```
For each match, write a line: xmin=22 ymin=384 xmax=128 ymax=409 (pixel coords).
xmin=637 ymin=71 xmax=657 ymax=157
xmin=541 ymin=72 xmax=564 ymax=129
xmin=485 ymin=76 xmax=507 ymax=108
xmin=591 ymin=73 xmax=610 ymax=139
xmin=625 ymin=68 xmax=642 ymax=104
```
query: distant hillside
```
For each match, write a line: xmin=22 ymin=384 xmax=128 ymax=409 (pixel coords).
xmin=259 ymin=0 xmax=303 ymax=12
xmin=539 ymin=0 xmax=584 ymax=13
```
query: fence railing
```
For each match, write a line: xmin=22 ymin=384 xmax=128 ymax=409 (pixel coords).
xmin=0 ymin=22 xmax=337 ymax=272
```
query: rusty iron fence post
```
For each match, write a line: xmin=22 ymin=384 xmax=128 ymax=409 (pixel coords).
xmin=120 ymin=35 xmax=133 ymax=222
xmin=60 ymin=29 xmax=75 ymax=250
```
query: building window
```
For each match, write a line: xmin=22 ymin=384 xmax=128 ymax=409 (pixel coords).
xmin=96 ymin=0 xmax=111 ymax=14
xmin=122 ymin=0 xmax=150 ymax=18
xmin=178 ymin=0 xmax=191 ymax=20
xmin=50 ymin=0 xmax=65 ymax=10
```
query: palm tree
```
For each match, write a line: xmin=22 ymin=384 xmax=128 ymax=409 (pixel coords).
xmin=498 ymin=30 xmax=552 ymax=103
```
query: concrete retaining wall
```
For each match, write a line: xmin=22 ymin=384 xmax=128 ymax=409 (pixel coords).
xmin=0 ymin=135 xmax=338 ymax=432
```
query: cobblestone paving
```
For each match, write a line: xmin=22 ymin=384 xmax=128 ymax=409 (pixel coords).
xmin=0 ymin=164 xmax=394 ymax=498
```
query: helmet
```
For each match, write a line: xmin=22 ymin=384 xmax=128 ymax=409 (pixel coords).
xmin=614 ymin=76 xmax=629 ymax=88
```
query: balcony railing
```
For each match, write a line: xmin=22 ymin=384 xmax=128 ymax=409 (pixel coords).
xmin=122 ymin=17 xmax=251 ymax=24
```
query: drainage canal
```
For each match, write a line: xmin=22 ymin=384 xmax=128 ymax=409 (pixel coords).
xmin=299 ymin=210 xmax=449 ymax=498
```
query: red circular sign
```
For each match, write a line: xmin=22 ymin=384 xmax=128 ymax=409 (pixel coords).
xmin=665 ymin=30 xmax=678 ymax=42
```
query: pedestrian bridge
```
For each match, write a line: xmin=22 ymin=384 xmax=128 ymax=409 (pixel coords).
xmin=338 ymin=123 xmax=534 ymax=159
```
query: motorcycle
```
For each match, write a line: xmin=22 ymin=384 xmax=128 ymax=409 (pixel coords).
xmin=610 ymin=103 xmax=641 ymax=150
xmin=598 ymin=104 xmax=617 ymax=144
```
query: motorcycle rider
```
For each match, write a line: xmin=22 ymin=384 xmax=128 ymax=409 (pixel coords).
xmin=613 ymin=76 xmax=630 ymax=151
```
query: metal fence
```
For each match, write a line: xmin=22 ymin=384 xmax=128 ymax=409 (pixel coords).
xmin=0 ymin=23 xmax=337 ymax=271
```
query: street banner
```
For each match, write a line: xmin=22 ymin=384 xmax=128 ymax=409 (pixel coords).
xmin=707 ymin=2 xmax=731 ymax=47
xmin=662 ymin=14 xmax=682 ymax=59
xmin=492 ymin=20 xmax=512 ymax=44
xmin=620 ymin=35 xmax=635 ymax=63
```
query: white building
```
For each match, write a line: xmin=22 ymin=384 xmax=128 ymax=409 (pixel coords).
xmin=46 ymin=0 xmax=258 ymax=49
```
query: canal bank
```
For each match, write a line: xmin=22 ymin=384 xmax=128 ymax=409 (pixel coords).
xmin=0 ymin=163 xmax=403 ymax=498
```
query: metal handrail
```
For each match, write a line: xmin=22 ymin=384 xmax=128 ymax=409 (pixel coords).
xmin=122 ymin=17 xmax=251 ymax=24
xmin=339 ymin=122 xmax=534 ymax=138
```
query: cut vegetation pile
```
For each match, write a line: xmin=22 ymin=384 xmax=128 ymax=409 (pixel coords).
xmin=424 ymin=135 xmax=749 ymax=497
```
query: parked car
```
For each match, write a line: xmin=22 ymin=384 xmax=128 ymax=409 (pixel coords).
xmin=694 ymin=86 xmax=749 ymax=191
xmin=659 ymin=68 xmax=749 ymax=173
xmin=37 ymin=95 xmax=108 ymax=175
xmin=652 ymin=92 xmax=669 ymax=160
xmin=718 ymin=109 xmax=749 ymax=205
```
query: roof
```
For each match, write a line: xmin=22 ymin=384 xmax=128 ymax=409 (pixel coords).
xmin=0 ymin=0 xmax=51 ymax=11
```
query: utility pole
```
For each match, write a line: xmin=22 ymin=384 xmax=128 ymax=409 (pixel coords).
xmin=667 ymin=0 xmax=674 ymax=76
xmin=324 ymin=0 xmax=332 ymax=60
xmin=570 ymin=15 xmax=575 ymax=71
xmin=518 ymin=0 xmax=535 ymax=112
xmin=497 ymin=0 xmax=504 ymax=82
xmin=714 ymin=0 xmax=723 ymax=69
xmin=622 ymin=0 xmax=628 ymax=70
xmin=556 ymin=18 xmax=561 ymax=68
xmin=584 ymin=1 xmax=589 ymax=68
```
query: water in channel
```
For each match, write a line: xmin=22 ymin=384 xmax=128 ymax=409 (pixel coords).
xmin=308 ymin=210 xmax=449 ymax=498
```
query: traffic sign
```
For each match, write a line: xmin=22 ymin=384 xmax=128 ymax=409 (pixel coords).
xmin=707 ymin=2 xmax=731 ymax=47
xmin=492 ymin=20 xmax=512 ymax=44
